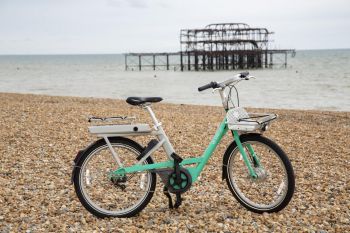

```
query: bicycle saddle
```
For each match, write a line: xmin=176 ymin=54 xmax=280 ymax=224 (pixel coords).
xmin=126 ymin=97 xmax=163 ymax=106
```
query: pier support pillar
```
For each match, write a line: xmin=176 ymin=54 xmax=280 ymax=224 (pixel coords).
xmin=138 ymin=55 xmax=141 ymax=71
xmin=188 ymin=53 xmax=191 ymax=71
xmin=202 ymin=55 xmax=206 ymax=70
xmin=166 ymin=55 xmax=169 ymax=70
xmin=238 ymin=55 xmax=244 ymax=69
xmin=269 ymin=53 xmax=273 ymax=68
xmin=225 ymin=55 xmax=229 ymax=70
xmin=153 ymin=55 xmax=156 ymax=71
xmin=284 ymin=53 xmax=287 ymax=68
xmin=180 ymin=52 xmax=184 ymax=71
xmin=231 ymin=54 xmax=235 ymax=70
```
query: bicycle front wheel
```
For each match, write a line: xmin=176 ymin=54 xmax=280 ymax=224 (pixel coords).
xmin=223 ymin=134 xmax=295 ymax=213
xmin=73 ymin=137 xmax=156 ymax=218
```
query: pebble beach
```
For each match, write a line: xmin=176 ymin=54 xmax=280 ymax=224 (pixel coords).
xmin=0 ymin=92 xmax=349 ymax=232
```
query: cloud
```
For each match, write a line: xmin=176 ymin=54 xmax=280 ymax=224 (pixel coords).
xmin=106 ymin=0 xmax=168 ymax=9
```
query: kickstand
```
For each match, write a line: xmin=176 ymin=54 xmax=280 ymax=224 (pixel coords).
xmin=174 ymin=193 xmax=182 ymax=209
xmin=163 ymin=186 xmax=173 ymax=209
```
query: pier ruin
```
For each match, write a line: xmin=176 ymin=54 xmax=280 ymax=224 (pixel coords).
xmin=125 ymin=23 xmax=295 ymax=71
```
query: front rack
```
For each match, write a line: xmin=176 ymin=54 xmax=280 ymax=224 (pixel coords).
xmin=226 ymin=107 xmax=277 ymax=132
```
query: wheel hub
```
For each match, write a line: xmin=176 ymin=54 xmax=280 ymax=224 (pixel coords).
xmin=110 ymin=176 xmax=127 ymax=190
xmin=254 ymin=167 xmax=268 ymax=181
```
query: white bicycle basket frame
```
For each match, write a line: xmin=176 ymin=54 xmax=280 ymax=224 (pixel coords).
xmin=226 ymin=107 xmax=277 ymax=132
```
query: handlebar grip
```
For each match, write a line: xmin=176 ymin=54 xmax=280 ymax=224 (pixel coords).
xmin=239 ymin=72 xmax=249 ymax=78
xmin=198 ymin=82 xmax=218 ymax=92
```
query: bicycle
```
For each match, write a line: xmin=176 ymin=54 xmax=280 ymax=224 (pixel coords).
xmin=72 ymin=72 xmax=295 ymax=218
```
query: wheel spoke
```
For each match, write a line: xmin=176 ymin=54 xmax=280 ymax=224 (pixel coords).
xmin=226 ymin=136 xmax=294 ymax=212
xmin=74 ymin=140 xmax=156 ymax=217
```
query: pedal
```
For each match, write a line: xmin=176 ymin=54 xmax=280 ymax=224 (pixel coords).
xmin=171 ymin=152 xmax=183 ymax=163
xmin=163 ymin=186 xmax=174 ymax=209
xmin=137 ymin=139 xmax=158 ymax=161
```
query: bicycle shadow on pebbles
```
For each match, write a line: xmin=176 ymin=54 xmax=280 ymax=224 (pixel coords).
xmin=0 ymin=93 xmax=349 ymax=232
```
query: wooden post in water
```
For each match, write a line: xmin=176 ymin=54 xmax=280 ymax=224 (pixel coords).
xmin=225 ymin=55 xmax=229 ymax=70
xmin=124 ymin=54 xmax=128 ymax=71
xmin=269 ymin=53 xmax=273 ymax=68
xmin=180 ymin=52 xmax=184 ymax=71
xmin=257 ymin=53 xmax=262 ymax=68
xmin=208 ymin=55 xmax=211 ymax=70
xmin=166 ymin=54 xmax=169 ymax=70
xmin=238 ymin=54 xmax=243 ymax=69
xmin=153 ymin=55 xmax=156 ymax=70
xmin=231 ymin=54 xmax=235 ymax=70
xmin=247 ymin=54 xmax=252 ymax=68
xmin=284 ymin=52 xmax=287 ymax=68
xmin=138 ymin=55 xmax=141 ymax=71
xmin=202 ymin=54 xmax=206 ymax=70
xmin=187 ymin=53 xmax=191 ymax=71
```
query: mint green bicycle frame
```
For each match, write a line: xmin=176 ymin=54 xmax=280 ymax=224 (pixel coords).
xmin=112 ymin=117 xmax=259 ymax=181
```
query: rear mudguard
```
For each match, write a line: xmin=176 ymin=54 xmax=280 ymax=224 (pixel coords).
xmin=71 ymin=139 xmax=103 ymax=184
xmin=71 ymin=136 xmax=145 ymax=184
xmin=222 ymin=133 xmax=261 ymax=180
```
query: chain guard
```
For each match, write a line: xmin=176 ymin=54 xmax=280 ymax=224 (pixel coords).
xmin=153 ymin=168 xmax=192 ymax=194
xmin=167 ymin=168 xmax=192 ymax=194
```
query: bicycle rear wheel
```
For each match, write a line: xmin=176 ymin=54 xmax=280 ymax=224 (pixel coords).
xmin=73 ymin=137 xmax=156 ymax=218
xmin=223 ymin=134 xmax=295 ymax=213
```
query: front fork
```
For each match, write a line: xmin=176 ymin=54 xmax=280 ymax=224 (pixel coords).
xmin=232 ymin=130 xmax=262 ymax=178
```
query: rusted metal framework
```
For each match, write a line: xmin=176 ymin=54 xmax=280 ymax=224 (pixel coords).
xmin=124 ymin=52 xmax=180 ymax=71
xmin=125 ymin=23 xmax=295 ymax=71
xmin=181 ymin=23 xmax=269 ymax=51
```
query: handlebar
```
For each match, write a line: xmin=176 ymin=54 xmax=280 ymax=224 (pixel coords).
xmin=198 ymin=72 xmax=251 ymax=92
xmin=239 ymin=72 xmax=250 ymax=79
xmin=198 ymin=81 xmax=218 ymax=92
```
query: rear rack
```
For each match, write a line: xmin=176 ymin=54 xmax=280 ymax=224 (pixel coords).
xmin=88 ymin=116 xmax=136 ymax=124
xmin=87 ymin=115 xmax=152 ymax=136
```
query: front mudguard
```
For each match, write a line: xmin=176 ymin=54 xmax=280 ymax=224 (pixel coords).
xmin=222 ymin=132 xmax=261 ymax=180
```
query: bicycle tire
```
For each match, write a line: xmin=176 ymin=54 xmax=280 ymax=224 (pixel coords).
xmin=223 ymin=133 xmax=295 ymax=213
xmin=73 ymin=137 xmax=156 ymax=218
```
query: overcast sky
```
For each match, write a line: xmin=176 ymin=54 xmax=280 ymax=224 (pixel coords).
xmin=0 ymin=0 xmax=349 ymax=54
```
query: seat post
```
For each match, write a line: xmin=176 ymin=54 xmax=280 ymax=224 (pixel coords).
xmin=143 ymin=104 xmax=176 ymax=158
xmin=144 ymin=105 xmax=161 ymax=128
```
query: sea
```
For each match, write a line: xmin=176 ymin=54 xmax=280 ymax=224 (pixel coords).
xmin=0 ymin=49 xmax=349 ymax=111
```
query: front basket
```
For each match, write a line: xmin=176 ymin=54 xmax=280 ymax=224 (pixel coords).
xmin=226 ymin=107 xmax=277 ymax=131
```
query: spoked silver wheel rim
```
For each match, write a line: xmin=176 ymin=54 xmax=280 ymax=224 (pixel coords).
xmin=79 ymin=143 xmax=152 ymax=216
xmin=227 ymin=141 xmax=288 ymax=210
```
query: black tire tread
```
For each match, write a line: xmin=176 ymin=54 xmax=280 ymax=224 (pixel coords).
xmin=73 ymin=137 xmax=156 ymax=218
xmin=223 ymin=133 xmax=295 ymax=213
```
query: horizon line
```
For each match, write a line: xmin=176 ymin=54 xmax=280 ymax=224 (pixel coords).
xmin=0 ymin=47 xmax=349 ymax=56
